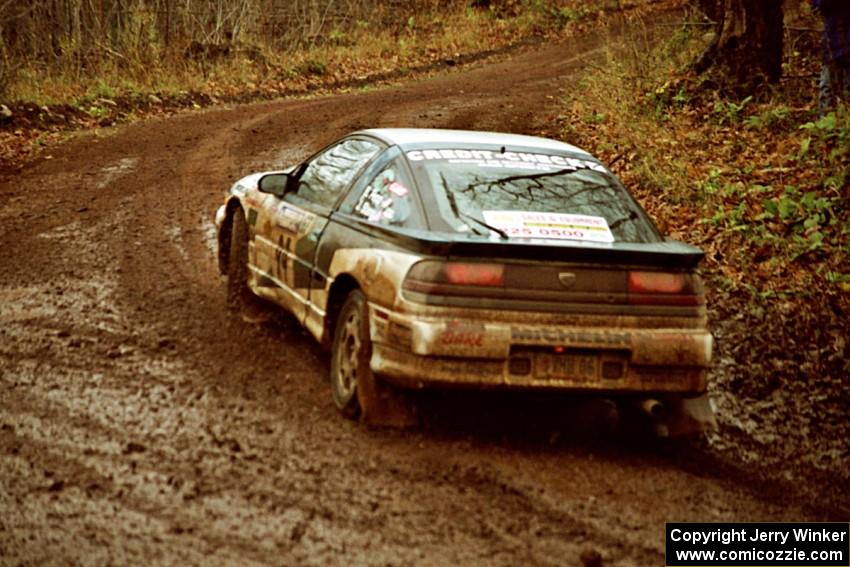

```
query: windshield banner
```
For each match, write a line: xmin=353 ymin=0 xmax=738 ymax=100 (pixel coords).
xmin=406 ymin=149 xmax=607 ymax=172
xmin=482 ymin=210 xmax=615 ymax=243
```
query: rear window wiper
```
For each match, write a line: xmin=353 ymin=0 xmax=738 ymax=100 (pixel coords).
xmin=609 ymin=209 xmax=638 ymax=231
xmin=456 ymin=210 xmax=509 ymax=240
xmin=441 ymin=175 xmax=508 ymax=239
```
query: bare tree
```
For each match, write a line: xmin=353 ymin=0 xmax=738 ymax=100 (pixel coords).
xmin=0 ymin=0 xmax=433 ymax=97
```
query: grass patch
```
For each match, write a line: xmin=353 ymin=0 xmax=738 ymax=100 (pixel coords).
xmin=4 ymin=0 xmax=629 ymax=107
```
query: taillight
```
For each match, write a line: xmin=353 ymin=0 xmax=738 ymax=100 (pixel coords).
xmin=628 ymin=271 xmax=685 ymax=294
xmin=403 ymin=260 xmax=504 ymax=295
xmin=445 ymin=263 xmax=504 ymax=286
xmin=628 ymin=271 xmax=704 ymax=305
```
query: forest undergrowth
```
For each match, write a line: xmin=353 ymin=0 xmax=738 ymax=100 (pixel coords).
xmin=559 ymin=7 xmax=849 ymax=490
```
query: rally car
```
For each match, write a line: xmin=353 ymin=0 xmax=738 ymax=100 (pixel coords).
xmin=215 ymin=128 xmax=714 ymax=435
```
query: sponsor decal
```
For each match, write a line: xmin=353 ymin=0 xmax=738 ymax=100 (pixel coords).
xmin=406 ymin=149 xmax=607 ymax=173
xmin=276 ymin=203 xmax=314 ymax=234
xmin=441 ymin=331 xmax=483 ymax=347
xmin=511 ymin=327 xmax=632 ymax=347
xmin=387 ymin=181 xmax=409 ymax=197
xmin=355 ymin=170 xmax=411 ymax=224
xmin=440 ymin=321 xmax=486 ymax=347
xmin=274 ymin=235 xmax=291 ymax=283
xmin=482 ymin=210 xmax=615 ymax=243
xmin=247 ymin=208 xmax=258 ymax=227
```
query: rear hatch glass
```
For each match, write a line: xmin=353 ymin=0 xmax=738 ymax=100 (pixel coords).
xmin=406 ymin=148 xmax=661 ymax=244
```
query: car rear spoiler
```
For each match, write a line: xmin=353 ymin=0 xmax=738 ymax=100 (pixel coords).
xmin=333 ymin=214 xmax=705 ymax=269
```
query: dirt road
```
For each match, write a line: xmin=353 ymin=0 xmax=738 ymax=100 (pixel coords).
xmin=0 ymin=13 xmax=843 ymax=567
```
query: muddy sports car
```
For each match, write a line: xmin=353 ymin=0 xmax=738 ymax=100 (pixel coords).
xmin=215 ymin=128 xmax=715 ymax=436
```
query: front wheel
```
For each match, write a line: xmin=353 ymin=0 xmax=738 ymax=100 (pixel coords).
xmin=227 ymin=209 xmax=270 ymax=323
xmin=329 ymin=290 xmax=417 ymax=427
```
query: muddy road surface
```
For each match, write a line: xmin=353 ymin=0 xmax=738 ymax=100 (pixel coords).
xmin=0 ymin=15 xmax=843 ymax=567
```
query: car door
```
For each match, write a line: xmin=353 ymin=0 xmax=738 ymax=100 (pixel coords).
xmin=252 ymin=137 xmax=382 ymax=326
xmin=308 ymin=150 xmax=428 ymax=323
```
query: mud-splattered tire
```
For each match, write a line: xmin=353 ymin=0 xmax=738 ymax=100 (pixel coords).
xmin=227 ymin=209 xmax=255 ymax=312
xmin=329 ymin=290 xmax=365 ymax=418
xmin=330 ymin=290 xmax=417 ymax=427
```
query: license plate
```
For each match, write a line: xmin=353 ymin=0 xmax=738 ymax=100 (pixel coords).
xmin=534 ymin=352 xmax=598 ymax=382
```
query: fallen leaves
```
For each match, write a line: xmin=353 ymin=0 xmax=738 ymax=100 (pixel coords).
xmin=559 ymin=18 xmax=850 ymax=464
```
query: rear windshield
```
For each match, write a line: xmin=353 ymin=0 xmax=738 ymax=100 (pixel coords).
xmin=406 ymin=148 xmax=661 ymax=244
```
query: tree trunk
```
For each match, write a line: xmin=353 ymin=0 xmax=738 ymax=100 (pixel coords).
xmin=695 ymin=0 xmax=784 ymax=94
xmin=783 ymin=0 xmax=803 ymax=25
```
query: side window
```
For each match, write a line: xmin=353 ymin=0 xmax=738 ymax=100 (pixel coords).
xmin=351 ymin=162 xmax=416 ymax=226
xmin=295 ymin=138 xmax=381 ymax=208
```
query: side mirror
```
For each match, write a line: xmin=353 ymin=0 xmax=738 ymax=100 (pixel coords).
xmin=257 ymin=173 xmax=291 ymax=198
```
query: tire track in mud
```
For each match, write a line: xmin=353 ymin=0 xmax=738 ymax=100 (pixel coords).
xmin=0 ymin=11 xmax=842 ymax=567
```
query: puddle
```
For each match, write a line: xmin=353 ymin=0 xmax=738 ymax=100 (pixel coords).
xmin=166 ymin=217 xmax=218 ymax=261
xmin=0 ymin=286 xmax=58 ymax=322
xmin=6 ymin=211 xmax=126 ymax=334
xmin=37 ymin=219 xmax=82 ymax=240
xmin=0 ymin=195 xmax=29 ymax=220
xmin=200 ymin=217 xmax=218 ymax=257
xmin=96 ymin=157 xmax=138 ymax=190
xmin=166 ymin=225 xmax=190 ymax=261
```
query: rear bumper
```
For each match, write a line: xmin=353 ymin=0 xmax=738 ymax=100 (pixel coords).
xmin=372 ymin=344 xmax=707 ymax=393
xmin=369 ymin=306 xmax=711 ymax=394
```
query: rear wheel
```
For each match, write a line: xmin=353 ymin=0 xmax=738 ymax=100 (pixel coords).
xmin=330 ymin=290 xmax=417 ymax=427
xmin=330 ymin=291 xmax=364 ymax=417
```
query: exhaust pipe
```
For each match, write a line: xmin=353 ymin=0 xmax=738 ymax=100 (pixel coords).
xmin=637 ymin=398 xmax=667 ymax=421
xmin=632 ymin=395 xmax=717 ymax=438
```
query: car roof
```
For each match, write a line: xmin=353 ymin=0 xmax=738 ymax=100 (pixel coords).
xmin=358 ymin=128 xmax=592 ymax=156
